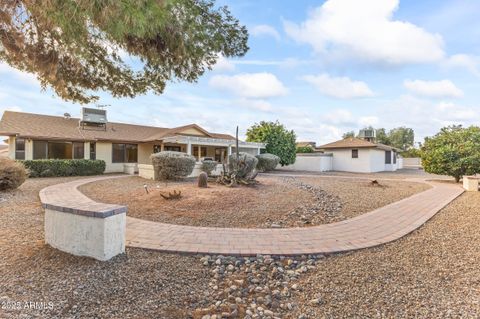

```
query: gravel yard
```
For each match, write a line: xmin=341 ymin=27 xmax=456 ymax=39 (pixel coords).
xmin=288 ymin=190 xmax=480 ymax=318
xmin=0 ymin=177 xmax=211 ymax=319
xmin=80 ymin=174 xmax=429 ymax=228
xmin=0 ymin=175 xmax=477 ymax=318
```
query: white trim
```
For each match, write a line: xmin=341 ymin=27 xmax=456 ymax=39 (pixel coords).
xmin=162 ymin=135 xmax=265 ymax=149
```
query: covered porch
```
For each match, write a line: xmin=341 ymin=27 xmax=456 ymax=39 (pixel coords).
xmin=137 ymin=135 xmax=265 ymax=179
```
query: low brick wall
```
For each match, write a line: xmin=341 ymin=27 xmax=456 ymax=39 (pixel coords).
xmin=39 ymin=176 xmax=128 ymax=261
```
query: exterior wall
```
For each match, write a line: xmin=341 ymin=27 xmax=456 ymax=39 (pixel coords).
xmin=370 ymin=149 xmax=387 ymax=172
xmin=278 ymin=154 xmax=333 ymax=172
xmin=138 ymin=143 xmax=155 ymax=164
xmin=331 ymin=149 xmax=373 ymax=173
xmin=8 ymin=136 xmax=15 ymax=159
xmin=44 ymin=209 xmax=125 ymax=261
xmin=84 ymin=142 xmax=90 ymax=159
xmin=403 ymin=157 xmax=421 ymax=168
xmin=95 ymin=142 xmax=124 ymax=173
xmin=237 ymin=147 xmax=261 ymax=156
xmin=180 ymin=127 xmax=207 ymax=136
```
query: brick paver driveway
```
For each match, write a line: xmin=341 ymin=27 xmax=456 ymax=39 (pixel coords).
xmin=125 ymin=175 xmax=464 ymax=256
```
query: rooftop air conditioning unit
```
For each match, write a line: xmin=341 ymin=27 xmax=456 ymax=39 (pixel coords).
xmin=81 ymin=107 xmax=107 ymax=125
xmin=358 ymin=128 xmax=376 ymax=141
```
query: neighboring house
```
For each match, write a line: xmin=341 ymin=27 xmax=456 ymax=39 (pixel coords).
xmin=318 ymin=137 xmax=402 ymax=173
xmin=0 ymin=144 xmax=8 ymax=157
xmin=0 ymin=110 xmax=265 ymax=177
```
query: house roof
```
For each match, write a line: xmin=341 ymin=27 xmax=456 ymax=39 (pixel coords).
xmin=0 ymin=111 xmax=235 ymax=143
xmin=296 ymin=141 xmax=316 ymax=148
xmin=319 ymin=137 xmax=397 ymax=151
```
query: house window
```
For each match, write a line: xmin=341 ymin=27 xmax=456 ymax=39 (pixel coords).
xmin=112 ymin=143 xmax=138 ymax=163
xmin=393 ymin=151 xmax=397 ymax=164
xmin=33 ymin=141 xmax=48 ymax=159
xmin=215 ymin=148 xmax=226 ymax=162
xmin=352 ymin=149 xmax=359 ymax=158
xmin=15 ymin=138 xmax=25 ymax=160
xmin=193 ymin=146 xmax=207 ymax=158
xmin=165 ymin=146 xmax=181 ymax=152
xmin=48 ymin=142 xmax=73 ymax=159
xmin=153 ymin=145 xmax=162 ymax=153
xmin=90 ymin=143 xmax=96 ymax=160
xmin=73 ymin=142 xmax=84 ymax=159
xmin=385 ymin=151 xmax=392 ymax=164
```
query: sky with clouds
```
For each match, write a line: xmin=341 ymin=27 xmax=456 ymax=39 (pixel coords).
xmin=1 ymin=0 xmax=480 ymax=145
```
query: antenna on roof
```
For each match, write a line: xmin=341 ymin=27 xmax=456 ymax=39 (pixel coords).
xmin=64 ymin=112 xmax=71 ymax=119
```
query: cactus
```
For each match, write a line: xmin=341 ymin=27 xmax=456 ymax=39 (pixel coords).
xmin=198 ymin=172 xmax=208 ymax=188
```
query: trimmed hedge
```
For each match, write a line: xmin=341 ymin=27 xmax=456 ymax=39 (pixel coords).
xmin=151 ymin=151 xmax=196 ymax=180
xmin=256 ymin=153 xmax=280 ymax=172
xmin=22 ymin=159 xmax=106 ymax=177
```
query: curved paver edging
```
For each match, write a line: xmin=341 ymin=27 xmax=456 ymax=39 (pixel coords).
xmin=40 ymin=174 xmax=464 ymax=257
xmin=39 ymin=175 xmax=129 ymax=218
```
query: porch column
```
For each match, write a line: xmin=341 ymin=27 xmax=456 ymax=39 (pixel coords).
xmin=160 ymin=143 xmax=164 ymax=151
xmin=257 ymin=147 xmax=261 ymax=155
xmin=84 ymin=142 xmax=90 ymax=159
xmin=187 ymin=141 xmax=192 ymax=155
xmin=227 ymin=145 xmax=232 ymax=156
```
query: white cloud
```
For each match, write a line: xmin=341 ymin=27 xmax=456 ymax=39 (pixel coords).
xmin=284 ymin=0 xmax=444 ymax=65
xmin=444 ymin=54 xmax=480 ymax=76
xmin=358 ymin=116 xmax=379 ymax=127
xmin=302 ymin=73 xmax=374 ymax=99
xmin=236 ymin=99 xmax=273 ymax=112
xmin=322 ymin=109 xmax=355 ymax=125
xmin=403 ymin=79 xmax=463 ymax=98
xmin=212 ymin=55 xmax=236 ymax=72
xmin=250 ymin=24 xmax=281 ymax=41
xmin=0 ymin=63 xmax=40 ymax=87
xmin=209 ymin=72 xmax=288 ymax=98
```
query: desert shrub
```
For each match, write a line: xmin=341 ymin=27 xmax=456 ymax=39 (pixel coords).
xmin=23 ymin=159 xmax=106 ymax=177
xmin=255 ymin=153 xmax=280 ymax=172
xmin=0 ymin=158 xmax=27 ymax=190
xmin=201 ymin=159 xmax=218 ymax=176
xmin=151 ymin=151 xmax=196 ymax=180
xmin=228 ymin=152 xmax=258 ymax=178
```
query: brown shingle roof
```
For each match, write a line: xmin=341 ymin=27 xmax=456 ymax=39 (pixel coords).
xmin=319 ymin=138 xmax=396 ymax=151
xmin=0 ymin=111 xmax=235 ymax=143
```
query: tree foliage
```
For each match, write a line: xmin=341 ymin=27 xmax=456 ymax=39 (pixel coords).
xmin=296 ymin=146 xmax=314 ymax=153
xmin=421 ymin=125 xmax=480 ymax=182
xmin=0 ymin=0 xmax=248 ymax=103
xmin=342 ymin=131 xmax=355 ymax=139
xmin=342 ymin=126 xmax=415 ymax=151
xmin=246 ymin=121 xmax=296 ymax=166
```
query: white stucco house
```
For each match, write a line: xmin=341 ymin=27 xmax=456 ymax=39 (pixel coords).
xmin=318 ymin=137 xmax=402 ymax=173
xmin=0 ymin=110 xmax=265 ymax=177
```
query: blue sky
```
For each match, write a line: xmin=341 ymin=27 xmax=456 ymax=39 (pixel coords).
xmin=1 ymin=0 xmax=480 ymax=145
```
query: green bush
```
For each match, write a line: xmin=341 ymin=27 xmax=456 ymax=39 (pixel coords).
xmin=151 ymin=151 xmax=196 ymax=180
xmin=22 ymin=159 xmax=106 ymax=177
xmin=0 ymin=158 xmax=27 ymax=190
xmin=228 ymin=152 xmax=258 ymax=178
xmin=201 ymin=159 xmax=218 ymax=176
xmin=256 ymin=153 xmax=280 ymax=172
xmin=296 ymin=146 xmax=314 ymax=153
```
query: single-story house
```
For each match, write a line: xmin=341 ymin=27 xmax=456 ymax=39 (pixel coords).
xmin=0 ymin=110 xmax=265 ymax=178
xmin=318 ymin=137 xmax=402 ymax=173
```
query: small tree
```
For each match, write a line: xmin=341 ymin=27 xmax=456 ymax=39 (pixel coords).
xmin=342 ymin=131 xmax=355 ymax=139
xmin=421 ymin=125 xmax=480 ymax=182
xmin=296 ymin=146 xmax=314 ymax=153
xmin=151 ymin=151 xmax=196 ymax=180
xmin=246 ymin=121 xmax=296 ymax=166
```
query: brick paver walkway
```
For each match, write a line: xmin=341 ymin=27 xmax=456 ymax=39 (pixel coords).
xmin=126 ymin=177 xmax=464 ymax=256
xmin=40 ymin=174 xmax=464 ymax=256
